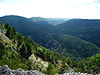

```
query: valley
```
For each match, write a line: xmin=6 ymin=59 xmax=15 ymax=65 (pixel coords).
xmin=0 ymin=15 xmax=100 ymax=74
xmin=0 ymin=15 xmax=100 ymax=59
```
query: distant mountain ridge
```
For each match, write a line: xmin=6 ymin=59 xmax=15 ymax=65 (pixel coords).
xmin=29 ymin=17 xmax=69 ymax=25
xmin=0 ymin=15 xmax=100 ymax=60
xmin=1 ymin=16 xmax=100 ymax=74
xmin=0 ymin=15 xmax=57 ymax=47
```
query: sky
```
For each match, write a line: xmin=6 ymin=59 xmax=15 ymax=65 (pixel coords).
xmin=0 ymin=0 xmax=100 ymax=19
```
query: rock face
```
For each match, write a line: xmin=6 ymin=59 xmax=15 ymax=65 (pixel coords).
xmin=0 ymin=65 xmax=45 ymax=75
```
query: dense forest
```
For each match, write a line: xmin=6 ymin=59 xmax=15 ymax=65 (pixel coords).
xmin=0 ymin=22 xmax=76 ymax=74
xmin=0 ymin=15 xmax=100 ymax=74
xmin=0 ymin=15 xmax=100 ymax=59
xmin=57 ymin=19 xmax=100 ymax=48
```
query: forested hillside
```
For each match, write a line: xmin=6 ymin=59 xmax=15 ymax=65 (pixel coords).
xmin=0 ymin=15 xmax=57 ymax=48
xmin=76 ymin=53 xmax=100 ymax=73
xmin=57 ymin=19 xmax=100 ymax=48
xmin=0 ymin=22 xmax=75 ymax=74
xmin=53 ymin=35 xmax=100 ymax=60
xmin=0 ymin=16 xmax=100 ymax=74
xmin=0 ymin=15 xmax=100 ymax=61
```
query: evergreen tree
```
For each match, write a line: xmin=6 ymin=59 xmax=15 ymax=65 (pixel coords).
xmin=11 ymin=27 xmax=16 ymax=41
xmin=0 ymin=43 xmax=5 ymax=59
xmin=26 ymin=42 xmax=32 ymax=57
xmin=4 ymin=23 xmax=10 ymax=29
xmin=12 ymin=27 xmax=16 ymax=35
xmin=6 ymin=26 xmax=12 ymax=38
xmin=19 ymin=43 xmax=28 ymax=59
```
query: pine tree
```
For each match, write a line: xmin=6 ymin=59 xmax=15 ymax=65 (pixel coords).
xmin=4 ymin=23 xmax=10 ymax=29
xmin=0 ymin=43 xmax=5 ymax=58
xmin=6 ymin=26 xmax=12 ymax=38
xmin=12 ymin=27 xmax=16 ymax=35
xmin=12 ymin=27 xmax=16 ymax=41
xmin=19 ymin=43 xmax=28 ymax=59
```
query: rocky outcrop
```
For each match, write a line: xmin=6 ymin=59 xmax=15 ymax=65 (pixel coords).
xmin=0 ymin=65 xmax=45 ymax=75
xmin=58 ymin=72 xmax=100 ymax=75
xmin=0 ymin=31 xmax=10 ymax=43
xmin=29 ymin=54 xmax=48 ymax=71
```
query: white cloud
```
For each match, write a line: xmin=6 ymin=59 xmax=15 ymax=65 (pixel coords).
xmin=0 ymin=0 xmax=100 ymax=19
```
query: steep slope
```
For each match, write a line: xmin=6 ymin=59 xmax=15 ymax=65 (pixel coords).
xmin=1 ymin=16 xmax=100 ymax=61
xmin=57 ymin=19 xmax=100 ymax=47
xmin=76 ymin=53 xmax=100 ymax=73
xmin=0 ymin=22 xmax=73 ymax=74
xmin=0 ymin=22 xmax=100 ymax=74
xmin=53 ymin=35 xmax=100 ymax=60
xmin=0 ymin=15 xmax=57 ymax=48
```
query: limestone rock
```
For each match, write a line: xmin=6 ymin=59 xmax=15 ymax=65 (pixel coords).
xmin=0 ymin=65 xmax=45 ymax=75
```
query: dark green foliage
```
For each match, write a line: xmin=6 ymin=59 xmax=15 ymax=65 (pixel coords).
xmin=16 ymin=33 xmax=24 ymax=47
xmin=36 ymin=46 xmax=64 ymax=64
xmin=0 ymin=23 xmax=4 ymax=32
xmin=46 ymin=64 xmax=54 ymax=74
xmin=0 ymin=15 xmax=57 ymax=49
xmin=54 ymin=35 xmax=100 ymax=60
xmin=1 ymin=17 xmax=100 ymax=73
xmin=46 ymin=64 xmax=58 ymax=75
xmin=18 ymin=37 xmax=33 ymax=59
xmin=12 ymin=27 xmax=16 ymax=36
xmin=25 ymin=42 xmax=32 ymax=57
xmin=66 ymin=57 xmax=74 ymax=68
xmin=5 ymin=24 xmax=16 ymax=40
xmin=4 ymin=23 xmax=10 ymax=29
xmin=5 ymin=25 xmax=12 ymax=38
xmin=0 ymin=23 xmax=71 ymax=74
xmin=0 ymin=43 xmax=5 ymax=59
xmin=0 ymin=43 xmax=31 ymax=70
xmin=90 ymin=54 xmax=100 ymax=73
xmin=1 ymin=15 xmax=100 ymax=61
xmin=19 ymin=42 xmax=28 ymax=59
xmin=57 ymin=19 xmax=100 ymax=48
xmin=76 ymin=54 xmax=100 ymax=73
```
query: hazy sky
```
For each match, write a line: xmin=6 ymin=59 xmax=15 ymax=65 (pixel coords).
xmin=0 ymin=0 xmax=100 ymax=19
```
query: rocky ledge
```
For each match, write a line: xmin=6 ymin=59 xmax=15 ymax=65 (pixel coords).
xmin=0 ymin=65 xmax=45 ymax=75
xmin=0 ymin=65 xmax=100 ymax=75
